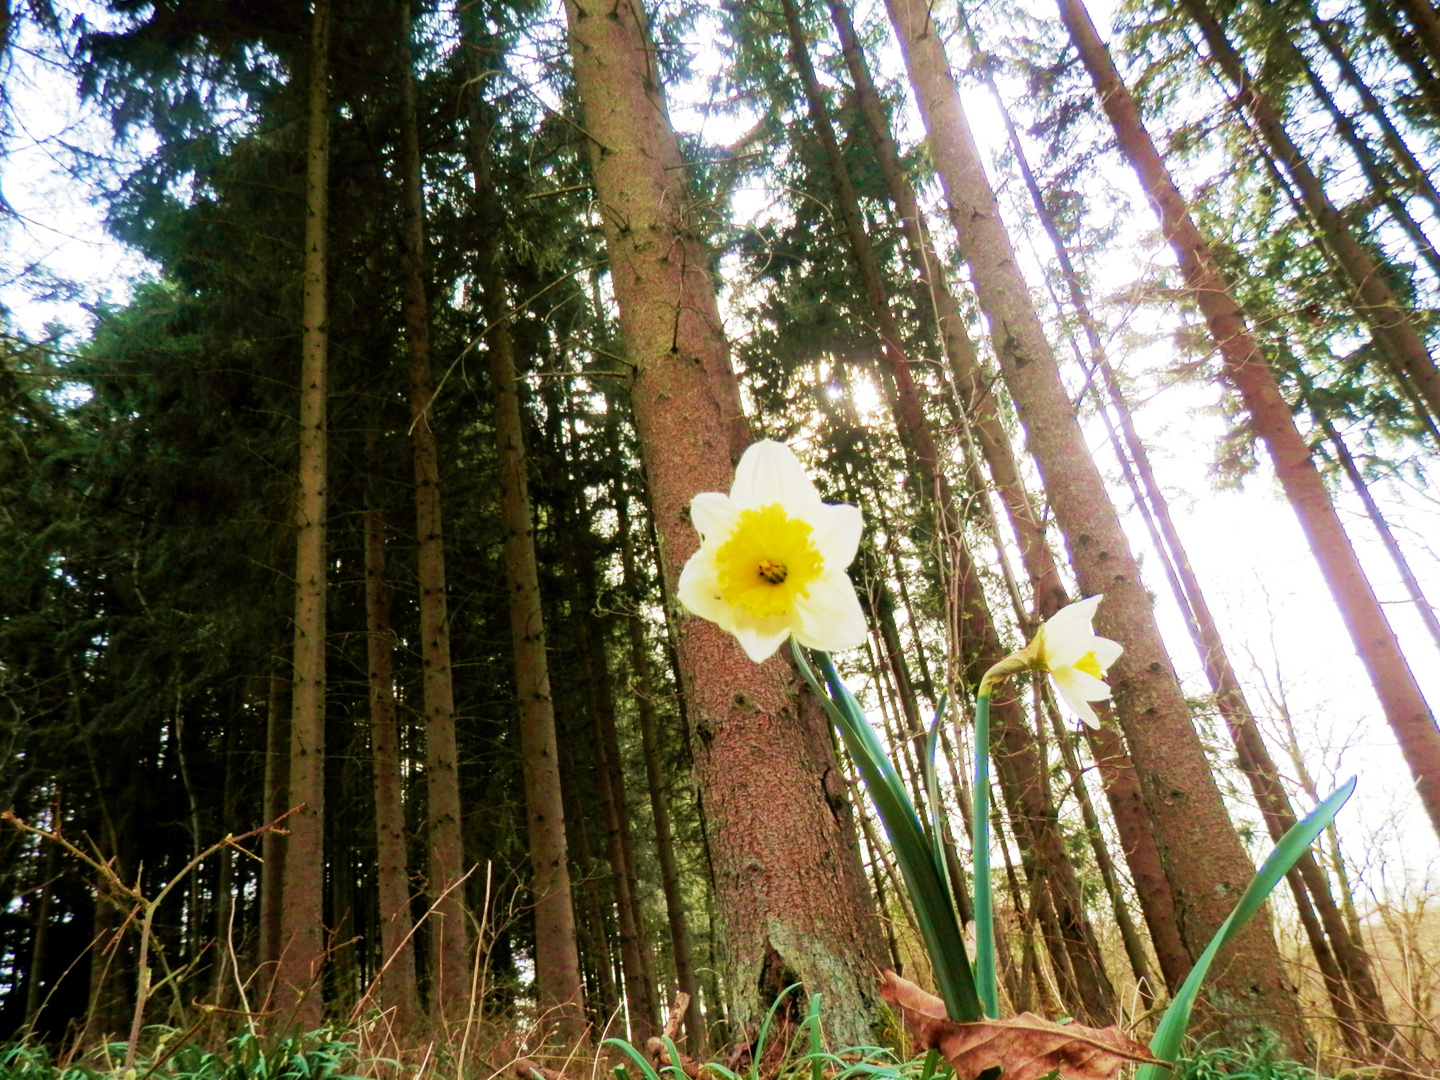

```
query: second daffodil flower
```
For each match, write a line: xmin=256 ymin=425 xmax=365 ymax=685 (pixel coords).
xmin=678 ymin=440 xmax=867 ymax=663
xmin=984 ymin=594 xmax=1123 ymax=727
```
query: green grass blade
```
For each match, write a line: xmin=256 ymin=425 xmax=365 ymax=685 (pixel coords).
xmin=1135 ymin=776 xmax=1357 ymax=1080
xmin=603 ymin=1041 xmax=663 ymax=1080
xmin=797 ymin=644 xmax=981 ymax=1022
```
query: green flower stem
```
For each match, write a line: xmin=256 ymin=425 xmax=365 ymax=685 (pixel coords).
xmin=796 ymin=642 xmax=981 ymax=1022
xmin=973 ymin=689 xmax=997 ymax=1018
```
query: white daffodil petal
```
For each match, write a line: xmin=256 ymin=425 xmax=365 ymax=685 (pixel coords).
xmin=1038 ymin=594 xmax=1102 ymax=647
xmin=690 ymin=492 xmax=739 ymax=547
xmin=731 ymin=440 xmax=822 ymax=514
xmin=793 ymin=573 xmax=868 ymax=654
xmin=731 ymin=620 xmax=795 ymax=663
xmin=1050 ymin=677 xmax=1101 ymax=728
xmin=1092 ymin=636 xmax=1123 ymax=669
xmin=808 ymin=501 xmax=863 ymax=572
xmin=1051 ymin=666 xmax=1112 ymax=702
xmin=677 ymin=556 xmax=736 ymax=632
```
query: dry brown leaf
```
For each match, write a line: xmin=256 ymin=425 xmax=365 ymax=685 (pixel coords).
xmin=878 ymin=970 xmax=1162 ymax=1080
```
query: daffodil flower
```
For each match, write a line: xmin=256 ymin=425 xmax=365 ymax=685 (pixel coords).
xmin=677 ymin=440 xmax=867 ymax=663
xmin=982 ymin=594 xmax=1122 ymax=727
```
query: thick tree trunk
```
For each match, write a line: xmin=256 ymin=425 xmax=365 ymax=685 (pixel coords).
xmin=1059 ymin=0 xmax=1440 ymax=845
xmin=275 ymin=0 xmax=329 ymax=1028
xmin=564 ymin=0 xmax=887 ymax=1045
xmin=617 ymin=481 xmax=706 ymax=1052
xmin=459 ymin=42 xmax=586 ymax=1043
xmin=886 ymin=0 xmax=1304 ymax=1044
xmin=396 ymin=0 xmax=468 ymax=1014
xmin=1182 ymin=0 xmax=1440 ymax=425
xmin=363 ymin=462 xmax=420 ymax=1030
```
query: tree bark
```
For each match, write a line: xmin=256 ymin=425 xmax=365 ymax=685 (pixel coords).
xmin=275 ymin=0 xmax=329 ymax=1028
xmin=364 ymin=455 xmax=420 ymax=1030
xmin=886 ymin=0 xmax=1304 ymax=1044
xmin=459 ymin=31 xmax=586 ymax=1041
xmin=1059 ymin=0 xmax=1440 ymax=845
xmin=564 ymin=0 xmax=887 ymax=1044
xmin=1181 ymin=0 xmax=1440 ymax=426
xmin=778 ymin=8 xmax=1116 ymax=1019
xmin=396 ymin=0 xmax=468 ymax=1014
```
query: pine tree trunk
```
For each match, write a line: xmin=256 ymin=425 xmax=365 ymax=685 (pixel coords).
xmin=1182 ymin=0 xmax=1440 ymax=424
xmin=395 ymin=0 xmax=468 ymax=1014
xmin=1058 ymin=0 xmax=1440 ymax=845
xmin=1039 ymin=695 xmax=1157 ymax=1008
xmin=275 ymin=0 xmax=329 ymax=1028
xmin=885 ymin=0 xmax=1305 ymax=1043
xmin=617 ymin=481 xmax=706 ymax=1052
xmin=259 ymin=667 xmax=289 ymax=984
xmin=564 ymin=0 xmax=888 ymax=1045
xmin=779 ymin=9 xmax=1117 ymax=1020
xmin=585 ymin=610 xmax=662 ymax=1034
xmin=364 ymin=460 xmax=420 ymax=1030
xmin=458 ymin=41 xmax=586 ymax=1042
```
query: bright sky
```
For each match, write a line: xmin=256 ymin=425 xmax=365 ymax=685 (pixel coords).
xmin=6 ymin=0 xmax=1438 ymax=901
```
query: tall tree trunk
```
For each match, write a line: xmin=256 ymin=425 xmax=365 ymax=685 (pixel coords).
xmin=364 ymin=456 xmax=420 ymax=1030
xmin=886 ymin=0 xmax=1305 ymax=1045
xmin=1058 ymin=0 xmax=1440 ymax=844
xmin=1182 ymin=0 xmax=1440 ymax=425
xmin=617 ymin=480 xmax=706 ymax=1052
xmin=396 ymin=0 xmax=468 ymax=1013
xmin=564 ymin=0 xmax=887 ymax=1044
xmin=459 ymin=30 xmax=585 ymax=1043
xmin=259 ymin=667 xmax=289 ymax=986
xmin=275 ymin=0 xmax=330 ymax=1028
